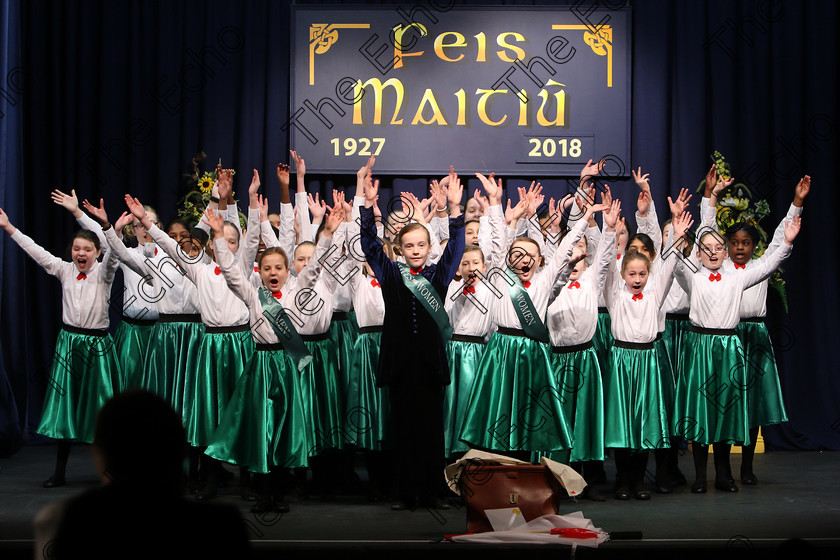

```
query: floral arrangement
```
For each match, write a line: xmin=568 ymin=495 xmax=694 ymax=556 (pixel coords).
xmin=699 ymin=151 xmax=787 ymax=311
xmin=178 ymin=152 xmax=247 ymax=230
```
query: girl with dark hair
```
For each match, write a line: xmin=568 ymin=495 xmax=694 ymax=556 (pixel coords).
xmin=0 ymin=195 xmax=121 ymax=487
xmin=675 ymin=175 xmax=801 ymax=494
xmin=697 ymin=174 xmax=809 ymax=486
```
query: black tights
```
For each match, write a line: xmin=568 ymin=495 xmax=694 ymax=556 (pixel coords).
xmin=53 ymin=440 xmax=72 ymax=478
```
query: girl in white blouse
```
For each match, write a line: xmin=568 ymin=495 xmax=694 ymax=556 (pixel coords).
xmin=1 ymin=202 xmax=121 ymax=488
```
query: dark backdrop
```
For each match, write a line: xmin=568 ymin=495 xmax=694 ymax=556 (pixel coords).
xmin=1 ymin=0 xmax=837 ymax=451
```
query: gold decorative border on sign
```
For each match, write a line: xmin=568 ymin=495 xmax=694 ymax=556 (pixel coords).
xmin=309 ymin=23 xmax=371 ymax=85
xmin=551 ymin=25 xmax=613 ymax=87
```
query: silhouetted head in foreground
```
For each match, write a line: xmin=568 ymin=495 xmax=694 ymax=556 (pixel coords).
xmin=93 ymin=390 xmax=186 ymax=495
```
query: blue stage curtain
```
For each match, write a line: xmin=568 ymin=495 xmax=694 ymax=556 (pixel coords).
xmin=0 ymin=0 xmax=24 ymax=456
xmin=2 ymin=0 xmax=838 ymax=450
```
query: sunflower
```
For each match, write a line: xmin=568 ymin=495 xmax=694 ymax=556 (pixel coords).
xmin=198 ymin=172 xmax=216 ymax=194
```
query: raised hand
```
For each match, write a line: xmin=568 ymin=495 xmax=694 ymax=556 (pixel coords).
xmin=125 ymin=195 xmax=147 ymax=221
xmin=637 ymin=189 xmax=651 ymax=217
xmin=307 ymin=193 xmax=327 ymax=222
xmin=704 ymin=164 xmax=718 ymax=197
xmin=475 ymin=172 xmax=500 ymax=204
xmin=711 ymin=177 xmax=734 ymax=198
xmin=357 ymin=155 xmax=375 ymax=180
xmin=371 ymin=195 xmax=382 ymax=221
xmin=364 ymin=176 xmax=379 ymax=208
xmin=603 ymin=198 xmax=622 ymax=230
xmin=509 ymin=198 xmax=529 ymax=223
xmin=82 ymin=198 xmax=109 ymax=225
xmin=324 ymin=202 xmax=345 ymax=236
xmin=290 ymin=150 xmax=306 ymax=175
xmin=783 ymin=214 xmax=801 ymax=245
xmin=446 ymin=168 xmax=462 ymax=206
xmin=0 ymin=208 xmax=14 ymax=233
xmin=473 ymin=189 xmax=489 ymax=213
xmin=217 ymin=167 xmax=233 ymax=201
xmin=429 ymin=179 xmax=447 ymax=211
xmin=793 ymin=175 xmax=810 ymax=207
xmin=276 ymin=163 xmax=290 ymax=188
xmin=248 ymin=169 xmax=261 ymax=196
xmin=257 ymin=194 xmax=270 ymax=222
xmin=114 ymin=211 xmax=133 ymax=233
xmin=600 ymin=185 xmax=613 ymax=208
xmin=671 ymin=211 xmax=694 ymax=243
xmin=580 ymin=158 xmax=604 ymax=182
xmin=667 ymin=188 xmax=693 ymax=217
xmin=201 ymin=208 xmax=225 ymax=237
xmin=51 ymin=189 xmax=81 ymax=217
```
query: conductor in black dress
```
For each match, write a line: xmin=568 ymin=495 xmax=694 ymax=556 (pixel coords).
xmin=359 ymin=171 xmax=465 ymax=510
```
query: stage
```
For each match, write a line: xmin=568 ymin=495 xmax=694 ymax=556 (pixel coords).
xmin=1 ymin=445 xmax=839 ymax=559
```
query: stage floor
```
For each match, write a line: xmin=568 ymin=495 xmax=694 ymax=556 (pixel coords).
xmin=2 ymin=444 xmax=839 ymax=558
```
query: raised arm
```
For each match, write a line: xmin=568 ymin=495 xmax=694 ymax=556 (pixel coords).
xmin=128 ymin=195 xmax=201 ymax=285
xmin=761 ymin=175 xmax=808 ymax=260
xmin=205 ymin=209 xmax=254 ymax=305
xmin=740 ymin=215 xmax=799 ymax=289
xmin=1 ymin=209 xmax=65 ymax=277
xmin=632 ymin=167 xmax=662 ymax=252
xmin=655 ymin=211 xmax=693 ymax=309
xmin=290 ymin=150 xmax=314 ymax=243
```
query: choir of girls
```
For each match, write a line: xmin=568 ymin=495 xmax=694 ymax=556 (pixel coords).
xmin=0 ymin=153 xmax=808 ymax=510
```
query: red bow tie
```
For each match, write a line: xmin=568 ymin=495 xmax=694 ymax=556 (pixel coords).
xmin=521 ymin=280 xmax=531 ymax=289
xmin=154 ymin=247 xmax=158 ymax=256
xmin=254 ymin=265 xmax=259 ymax=272
xmin=214 ymin=266 xmax=221 ymax=275
xmin=568 ymin=281 xmax=580 ymax=289
xmin=463 ymin=284 xmax=475 ymax=295
xmin=371 ymin=279 xmax=380 ymax=288
xmin=709 ymin=272 xmax=721 ymax=282
xmin=632 ymin=292 xmax=643 ymax=301
xmin=77 ymin=273 xmax=87 ymax=281
xmin=734 ymin=263 xmax=746 ymax=270
xmin=272 ymin=290 xmax=282 ymax=299
xmin=616 ymin=254 xmax=621 ymax=260
xmin=409 ymin=267 xmax=422 ymax=275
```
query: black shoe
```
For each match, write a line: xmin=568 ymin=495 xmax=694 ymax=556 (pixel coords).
xmin=633 ymin=490 xmax=651 ymax=500
xmin=43 ymin=475 xmax=66 ymax=488
xmin=653 ymin=478 xmax=674 ymax=494
xmin=420 ymin=496 xmax=451 ymax=510
xmin=581 ymin=486 xmax=607 ymax=501
xmin=196 ymin=483 xmax=218 ymax=501
xmin=691 ymin=481 xmax=707 ymax=493
xmin=614 ymin=487 xmax=631 ymax=500
xmin=740 ymin=472 xmax=758 ymax=485
xmin=715 ymin=479 xmax=738 ymax=492
xmin=250 ymin=497 xmax=272 ymax=514
xmin=272 ymin=497 xmax=290 ymax=513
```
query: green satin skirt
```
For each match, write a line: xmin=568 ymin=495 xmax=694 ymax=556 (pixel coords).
xmin=185 ymin=331 xmax=254 ymax=447
xmin=300 ymin=337 xmax=344 ymax=455
xmin=549 ymin=346 xmax=605 ymax=462
xmin=444 ymin=339 xmax=485 ymax=456
xmin=328 ymin=314 xmax=359 ymax=397
xmin=205 ymin=348 xmax=309 ymax=473
xmin=674 ymin=330 xmax=750 ymax=446
xmin=592 ymin=311 xmax=613 ymax=376
xmin=737 ymin=321 xmax=787 ymax=428
xmin=662 ymin=317 xmax=690 ymax=374
xmin=603 ymin=345 xmax=671 ymax=450
xmin=345 ymin=331 xmax=390 ymax=450
xmin=141 ymin=321 xmax=205 ymax=416
xmin=459 ymin=332 xmax=573 ymax=453
xmin=655 ymin=337 xmax=677 ymax=435
xmin=36 ymin=329 xmax=121 ymax=443
xmin=114 ymin=320 xmax=155 ymax=391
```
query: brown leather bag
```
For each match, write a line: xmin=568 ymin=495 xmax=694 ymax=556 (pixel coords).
xmin=458 ymin=463 xmax=565 ymax=533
